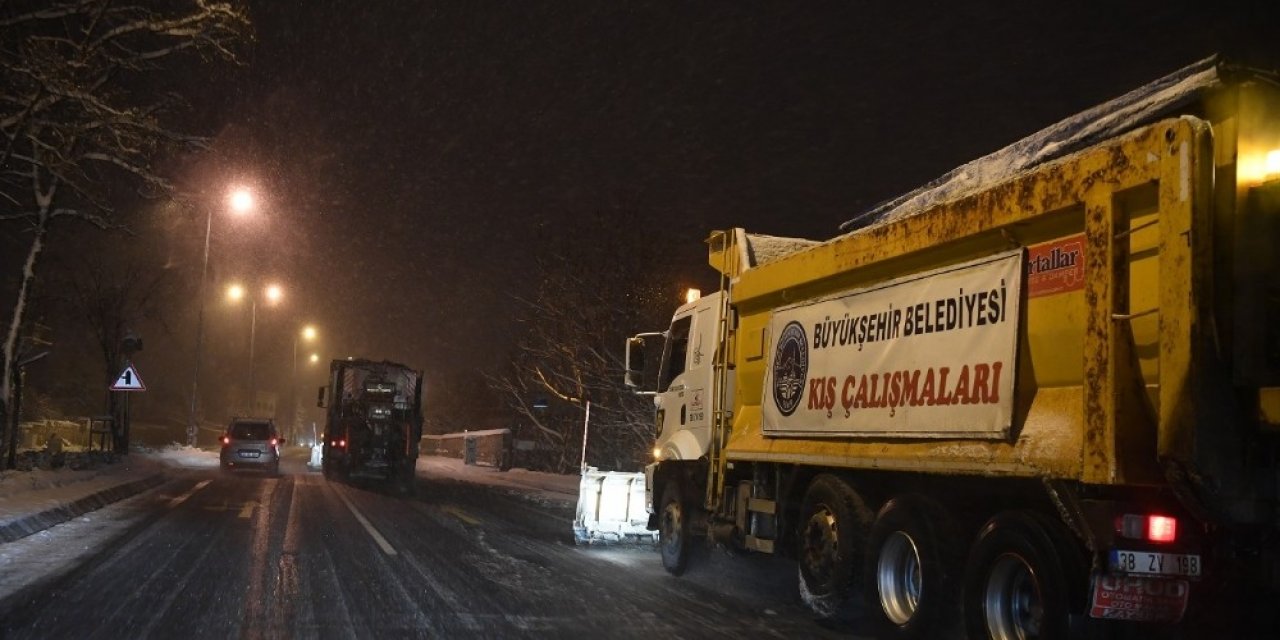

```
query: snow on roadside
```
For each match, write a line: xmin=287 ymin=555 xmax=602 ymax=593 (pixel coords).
xmin=418 ymin=456 xmax=579 ymax=508
xmin=0 ymin=445 xmax=218 ymax=523
xmin=139 ymin=444 xmax=220 ymax=469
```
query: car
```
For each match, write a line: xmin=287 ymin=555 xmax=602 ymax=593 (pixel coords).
xmin=219 ymin=417 xmax=284 ymax=475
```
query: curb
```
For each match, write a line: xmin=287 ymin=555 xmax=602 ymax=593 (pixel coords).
xmin=0 ymin=473 xmax=168 ymax=543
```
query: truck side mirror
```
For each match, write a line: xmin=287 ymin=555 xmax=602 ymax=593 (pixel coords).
xmin=625 ymin=332 xmax=664 ymax=395
xmin=317 ymin=386 xmax=326 ymax=408
xmin=625 ymin=336 xmax=645 ymax=389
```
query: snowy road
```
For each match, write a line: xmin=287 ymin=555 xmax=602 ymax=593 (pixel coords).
xmin=1 ymin=452 xmax=861 ymax=638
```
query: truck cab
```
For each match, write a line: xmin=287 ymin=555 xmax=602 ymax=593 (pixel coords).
xmin=649 ymin=291 xmax=723 ymax=463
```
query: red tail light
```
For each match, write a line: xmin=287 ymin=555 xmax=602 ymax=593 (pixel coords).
xmin=1116 ymin=513 xmax=1178 ymax=543
xmin=270 ymin=438 xmax=278 ymax=446
xmin=339 ymin=439 xmax=346 ymax=448
xmin=1147 ymin=515 xmax=1177 ymax=543
xmin=221 ymin=436 xmax=230 ymax=446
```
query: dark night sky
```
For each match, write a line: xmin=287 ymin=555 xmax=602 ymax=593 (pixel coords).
xmin=13 ymin=1 xmax=1280 ymax=426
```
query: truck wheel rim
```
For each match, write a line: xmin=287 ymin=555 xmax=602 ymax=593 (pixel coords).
xmin=984 ymin=552 xmax=1042 ymax=640
xmin=801 ymin=506 xmax=839 ymax=586
xmin=877 ymin=531 xmax=921 ymax=625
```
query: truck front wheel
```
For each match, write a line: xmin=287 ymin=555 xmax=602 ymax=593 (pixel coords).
xmin=658 ymin=480 xmax=690 ymax=576
xmin=797 ymin=474 xmax=872 ymax=619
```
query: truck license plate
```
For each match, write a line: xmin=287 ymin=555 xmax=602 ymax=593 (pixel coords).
xmin=1110 ymin=549 xmax=1201 ymax=577
xmin=1090 ymin=575 xmax=1189 ymax=622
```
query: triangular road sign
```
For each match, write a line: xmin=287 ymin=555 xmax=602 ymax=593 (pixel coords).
xmin=110 ymin=363 xmax=146 ymax=391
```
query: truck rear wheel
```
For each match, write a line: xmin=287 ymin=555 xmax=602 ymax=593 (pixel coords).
xmin=864 ymin=495 xmax=962 ymax=639
xmin=659 ymin=480 xmax=691 ymax=576
xmin=963 ymin=511 xmax=1083 ymax=640
xmin=796 ymin=474 xmax=872 ymax=619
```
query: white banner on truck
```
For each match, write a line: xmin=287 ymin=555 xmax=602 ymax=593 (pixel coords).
xmin=762 ymin=250 xmax=1023 ymax=439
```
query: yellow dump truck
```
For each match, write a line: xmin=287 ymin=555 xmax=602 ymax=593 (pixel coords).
xmin=627 ymin=57 xmax=1280 ymax=639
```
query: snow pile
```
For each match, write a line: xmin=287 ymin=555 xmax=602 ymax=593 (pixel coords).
xmin=0 ymin=464 xmax=125 ymax=501
xmin=0 ymin=447 xmax=213 ymax=502
xmin=746 ymin=232 xmax=821 ymax=266
xmin=840 ymin=56 xmax=1232 ymax=233
xmin=143 ymin=444 xmax=220 ymax=469
xmin=418 ymin=456 xmax=578 ymax=507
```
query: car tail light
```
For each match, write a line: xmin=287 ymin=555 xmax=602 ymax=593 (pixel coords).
xmin=1116 ymin=513 xmax=1178 ymax=543
xmin=339 ymin=439 xmax=346 ymax=448
xmin=221 ymin=436 xmax=230 ymax=446
xmin=270 ymin=438 xmax=278 ymax=446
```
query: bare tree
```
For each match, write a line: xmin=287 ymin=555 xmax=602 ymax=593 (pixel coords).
xmin=490 ymin=215 xmax=676 ymax=473
xmin=0 ymin=1 xmax=250 ymax=459
xmin=60 ymin=252 xmax=173 ymax=450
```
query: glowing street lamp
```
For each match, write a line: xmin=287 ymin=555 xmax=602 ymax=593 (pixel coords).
xmin=229 ymin=186 xmax=255 ymax=214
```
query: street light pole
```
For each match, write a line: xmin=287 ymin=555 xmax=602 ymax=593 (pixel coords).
xmin=187 ymin=186 xmax=255 ymax=445
xmin=248 ymin=297 xmax=258 ymax=414
xmin=290 ymin=325 xmax=317 ymax=442
xmin=186 ymin=207 xmax=213 ymax=446
xmin=228 ymin=281 xmax=279 ymax=417
xmin=291 ymin=333 xmax=298 ymax=441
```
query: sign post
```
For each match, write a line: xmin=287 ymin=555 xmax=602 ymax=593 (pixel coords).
xmin=109 ymin=362 xmax=145 ymax=454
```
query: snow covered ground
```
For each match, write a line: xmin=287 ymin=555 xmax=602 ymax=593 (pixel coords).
xmin=0 ymin=446 xmax=582 ymax=614
xmin=0 ymin=448 xmax=202 ymax=526
xmin=418 ymin=456 xmax=579 ymax=508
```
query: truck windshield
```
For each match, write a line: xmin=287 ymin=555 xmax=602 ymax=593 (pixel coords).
xmin=659 ymin=316 xmax=692 ymax=391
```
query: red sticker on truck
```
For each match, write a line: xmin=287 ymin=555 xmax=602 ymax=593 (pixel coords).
xmin=1026 ymin=234 xmax=1084 ymax=298
xmin=1089 ymin=575 xmax=1189 ymax=623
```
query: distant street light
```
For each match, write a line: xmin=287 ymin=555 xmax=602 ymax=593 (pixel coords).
xmin=226 ymin=282 xmax=283 ymax=415
xmin=309 ymin=353 xmax=319 ymax=363
xmin=291 ymin=325 xmax=318 ymax=442
xmin=186 ymin=186 xmax=257 ymax=446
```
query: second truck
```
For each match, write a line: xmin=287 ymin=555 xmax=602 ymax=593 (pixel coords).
xmin=630 ymin=57 xmax=1280 ymax=639
xmin=319 ymin=358 xmax=424 ymax=490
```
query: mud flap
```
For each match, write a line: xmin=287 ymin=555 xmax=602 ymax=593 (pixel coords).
xmin=1089 ymin=573 xmax=1189 ymax=622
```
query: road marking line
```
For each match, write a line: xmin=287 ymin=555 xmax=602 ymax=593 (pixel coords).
xmin=238 ymin=501 xmax=256 ymax=518
xmin=282 ymin=478 xmax=302 ymax=554
xmin=336 ymin=490 xmax=397 ymax=556
xmin=168 ymin=479 xmax=211 ymax=508
xmin=442 ymin=505 xmax=482 ymax=526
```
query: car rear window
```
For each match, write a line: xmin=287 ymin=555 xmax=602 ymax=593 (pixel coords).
xmin=230 ymin=422 xmax=272 ymax=440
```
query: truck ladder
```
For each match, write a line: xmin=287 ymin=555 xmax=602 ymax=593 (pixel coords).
xmin=705 ymin=231 xmax=739 ymax=511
